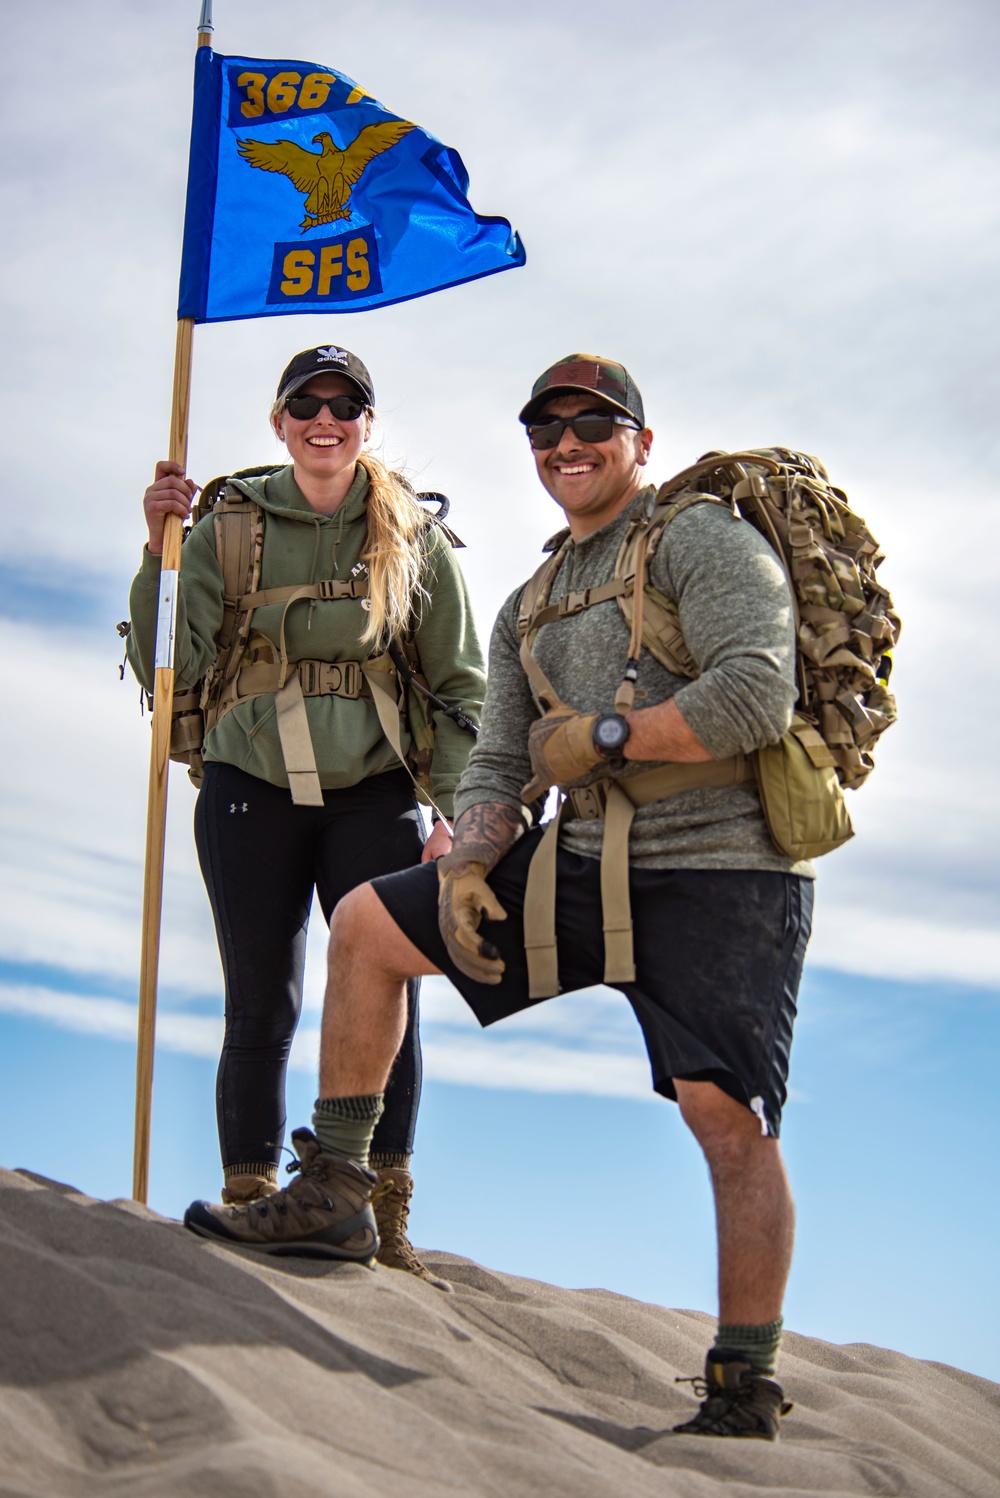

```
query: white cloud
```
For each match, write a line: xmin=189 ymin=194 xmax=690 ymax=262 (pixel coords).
xmin=0 ymin=976 xmax=656 ymax=1100
xmin=421 ymin=1036 xmax=651 ymax=1099
xmin=1 ymin=0 xmax=998 ymax=1092
xmin=0 ymin=984 xmax=221 ymax=1058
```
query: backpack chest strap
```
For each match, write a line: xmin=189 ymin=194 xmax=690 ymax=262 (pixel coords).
xmin=518 ymin=575 xmax=634 ymax=712
xmin=524 ymin=576 xmax=628 ymax=632
xmin=235 ymin=577 xmax=369 ymax=610
xmin=522 ymin=755 xmax=753 ymax=999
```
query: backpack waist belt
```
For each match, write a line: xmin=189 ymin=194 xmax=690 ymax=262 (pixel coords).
xmin=522 ymin=754 xmax=753 ymax=999
xmin=207 ymin=654 xmax=392 ymax=808
xmin=216 ymin=656 xmax=366 ymax=714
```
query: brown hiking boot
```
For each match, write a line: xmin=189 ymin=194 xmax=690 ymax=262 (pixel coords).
xmin=184 ymin=1129 xmax=378 ymax=1263
xmin=221 ymin=1170 xmax=278 ymax=1205
xmin=673 ymin=1350 xmax=793 ymax=1440
xmin=371 ymin=1166 xmax=452 ymax=1291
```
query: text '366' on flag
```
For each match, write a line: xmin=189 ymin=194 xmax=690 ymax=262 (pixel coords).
xmin=178 ymin=50 xmax=526 ymax=323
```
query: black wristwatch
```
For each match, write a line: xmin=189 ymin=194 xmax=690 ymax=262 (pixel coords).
xmin=592 ymin=712 xmax=631 ymax=760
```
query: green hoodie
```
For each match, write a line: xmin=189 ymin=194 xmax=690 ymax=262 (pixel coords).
xmin=128 ymin=463 xmax=486 ymax=817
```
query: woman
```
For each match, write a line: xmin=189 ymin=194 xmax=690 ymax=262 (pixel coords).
xmin=128 ymin=345 xmax=486 ymax=1282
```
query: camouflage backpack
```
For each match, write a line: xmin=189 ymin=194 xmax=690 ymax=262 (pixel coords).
xmin=519 ymin=447 xmax=900 ymax=863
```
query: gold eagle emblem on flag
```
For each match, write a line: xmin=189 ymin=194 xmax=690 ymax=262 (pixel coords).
xmin=238 ymin=121 xmax=415 ymax=230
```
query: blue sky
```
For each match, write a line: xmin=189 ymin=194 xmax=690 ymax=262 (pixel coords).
xmin=1 ymin=0 xmax=998 ymax=1384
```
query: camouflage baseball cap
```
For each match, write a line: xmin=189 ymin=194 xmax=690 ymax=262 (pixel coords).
xmin=518 ymin=353 xmax=645 ymax=427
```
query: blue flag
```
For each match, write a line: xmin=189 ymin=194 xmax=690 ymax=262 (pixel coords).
xmin=178 ymin=50 xmax=525 ymax=323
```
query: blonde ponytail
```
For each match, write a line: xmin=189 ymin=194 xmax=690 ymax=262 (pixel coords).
xmin=269 ymin=394 xmax=430 ymax=646
xmin=356 ymin=451 xmax=428 ymax=648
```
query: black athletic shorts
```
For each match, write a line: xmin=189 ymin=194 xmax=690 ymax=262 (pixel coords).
xmin=371 ymin=829 xmax=814 ymax=1137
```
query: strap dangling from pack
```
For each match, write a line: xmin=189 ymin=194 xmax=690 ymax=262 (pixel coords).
xmin=362 ymin=660 xmax=451 ymax=824
xmin=274 ymin=672 xmax=324 ymax=806
xmin=522 ymin=795 xmax=571 ymax=999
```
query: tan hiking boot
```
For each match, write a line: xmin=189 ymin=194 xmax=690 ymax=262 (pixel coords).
xmin=371 ymin=1166 xmax=451 ymax=1291
xmin=221 ymin=1170 xmax=279 ymax=1205
xmin=673 ymin=1350 xmax=792 ymax=1440
xmin=184 ymin=1128 xmax=378 ymax=1262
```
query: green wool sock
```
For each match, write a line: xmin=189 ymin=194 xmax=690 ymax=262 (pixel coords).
xmin=714 ymin=1318 xmax=784 ymax=1378
xmin=312 ymin=1094 xmax=385 ymax=1167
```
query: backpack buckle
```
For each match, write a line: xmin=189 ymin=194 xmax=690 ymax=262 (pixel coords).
xmin=338 ymin=661 xmax=361 ymax=698
xmin=317 ymin=579 xmax=341 ymax=600
xmin=297 ymin=660 xmax=362 ymax=698
xmin=558 ymin=588 xmax=591 ymax=618
xmin=566 ymin=781 xmax=608 ymax=820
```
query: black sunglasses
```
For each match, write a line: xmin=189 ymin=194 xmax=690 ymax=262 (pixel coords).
xmin=284 ymin=393 xmax=367 ymax=422
xmin=526 ymin=411 xmax=640 ymax=450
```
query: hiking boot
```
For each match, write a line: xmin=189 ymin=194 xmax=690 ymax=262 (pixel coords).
xmin=371 ymin=1166 xmax=452 ymax=1292
xmin=221 ymin=1170 xmax=278 ymax=1205
xmin=673 ymin=1349 xmax=792 ymax=1440
xmin=184 ymin=1128 xmax=378 ymax=1262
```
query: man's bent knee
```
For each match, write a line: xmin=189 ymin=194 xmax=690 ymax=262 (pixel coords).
xmin=328 ymin=883 xmax=442 ymax=982
xmin=329 ymin=883 xmax=383 ymax=950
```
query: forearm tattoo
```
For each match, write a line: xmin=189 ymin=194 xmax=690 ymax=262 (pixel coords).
xmin=447 ymin=801 xmax=524 ymax=875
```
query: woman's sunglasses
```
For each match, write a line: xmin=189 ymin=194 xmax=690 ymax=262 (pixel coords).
xmin=284 ymin=394 xmax=367 ymax=422
xmin=526 ymin=411 xmax=640 ymax=450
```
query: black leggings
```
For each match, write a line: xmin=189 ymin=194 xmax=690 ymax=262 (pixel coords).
xmin=194 ymin=761 xmax=425 ymax=1172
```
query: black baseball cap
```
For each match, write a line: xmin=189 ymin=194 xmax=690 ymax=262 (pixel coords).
xmin=519 ymin=353 xmax=644 ymax=428
xmin=275 ymin=345 xmax=375 ymax=407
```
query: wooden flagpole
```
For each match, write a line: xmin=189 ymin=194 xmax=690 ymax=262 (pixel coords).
xmin=132 ymin=2 xmax=215 ymax=1204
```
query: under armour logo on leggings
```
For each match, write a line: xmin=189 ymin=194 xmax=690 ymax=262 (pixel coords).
xmin=229 ymin=802 xmax=248 ymax=813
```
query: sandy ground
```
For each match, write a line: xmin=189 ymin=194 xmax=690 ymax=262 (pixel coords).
xmin=0 ymin=1166 xmax=996 ymax=1497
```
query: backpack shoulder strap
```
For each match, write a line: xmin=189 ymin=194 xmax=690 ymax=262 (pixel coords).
xmin=516 ymin=534 xmax=571 ymax=643
xmin=513 ymin=536 xmax=577 ymax=712
xmin=614 ymin=491 xmax=735 ymax=681
xmin=192 ymin=484 xmax=267 ymax=728
xmin=212 ymin=485 xmax=265 ymax=659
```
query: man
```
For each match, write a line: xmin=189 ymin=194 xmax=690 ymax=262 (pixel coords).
xmin=185 ymin=355 xmax=814 ymax=1441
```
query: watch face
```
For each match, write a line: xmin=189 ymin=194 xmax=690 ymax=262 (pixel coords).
xmin=594 ymin=714 xmax=628 ymax=751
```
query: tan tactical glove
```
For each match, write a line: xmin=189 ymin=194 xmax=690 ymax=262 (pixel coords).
xmin=437 ymin=853 xmax=508 ymax=985
xmin=521 ymin=708 xmax=602 ymax=803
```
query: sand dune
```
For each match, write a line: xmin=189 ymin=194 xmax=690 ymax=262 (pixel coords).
xmin=0 ymin=1167 xmax=996 ymax=1497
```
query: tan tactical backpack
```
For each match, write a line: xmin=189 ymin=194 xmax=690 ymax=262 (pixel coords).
xmin=136 ymin=465 xmax=474 ymax=813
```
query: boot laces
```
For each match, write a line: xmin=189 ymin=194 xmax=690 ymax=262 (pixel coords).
xmin=237 ymin=1144 xmax=335 ymax=1221
xmin=371 ymin=1172 xmax=408 ymax=1220
xmin=372 ymin=1174 xmax=430 ymax=1276
xmin=675 ymin=1370 xmax=753 ymax=1419
xmin=675 ymin=1375 xmax=713 ymax=1399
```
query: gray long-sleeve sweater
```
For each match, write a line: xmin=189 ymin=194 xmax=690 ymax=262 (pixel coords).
xmin=454 ymin=485 xmax=814 ymax=875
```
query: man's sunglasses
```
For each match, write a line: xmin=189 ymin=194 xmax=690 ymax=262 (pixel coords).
xmin=526 ymin=411 xmax=640 ymax=450
xmin=284 ymin=393 xmax=367 ymax=422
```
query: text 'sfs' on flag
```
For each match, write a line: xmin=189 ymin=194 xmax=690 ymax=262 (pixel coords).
xmin=177 ymin=50 xmax=526 ymax=323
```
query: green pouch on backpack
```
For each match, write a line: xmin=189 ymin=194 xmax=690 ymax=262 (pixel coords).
xmin=754 ymin=715 xmax=855 ymax=861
